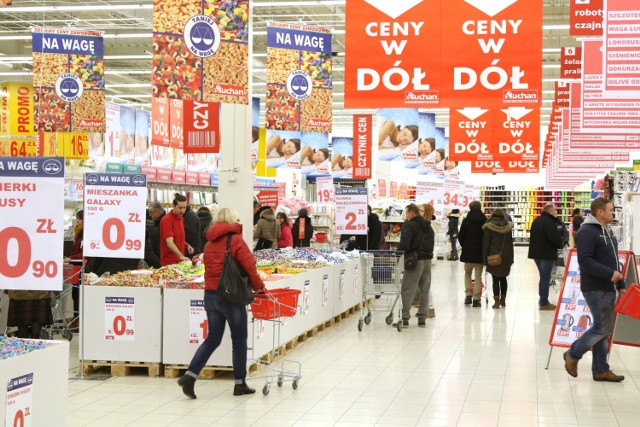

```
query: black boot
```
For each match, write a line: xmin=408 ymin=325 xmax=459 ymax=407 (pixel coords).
xmin=234 ymin=382 xmax=256 ymax=396
xmin=178 ymin=374 xmax=197 ymax=399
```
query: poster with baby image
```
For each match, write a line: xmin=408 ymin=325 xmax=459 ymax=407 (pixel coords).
xmin=415 ymin=112 xmax=437 ymax=174
xmin=331 ymin=137 xmax=353 ymax=179
xmin=266 ymin=130 xmax=302 ymax=169
xmin=377 ymin=108 xmax=420 ymax=167
xmin=300 ymin=132 xmax=330 ymax=176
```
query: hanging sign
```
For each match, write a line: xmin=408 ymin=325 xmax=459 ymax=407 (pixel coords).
xmin=0 ymin=157 xmax=64 ymax=291
xmin=151 ymin=97 xmax=170 ymax=147
xmin=83 ymin=173 xmax=147 ymax=259
xmin=492 ymin=106 xmax=540 ymax=162
xmin=449 ymin=107 xmax=492 ymax=161
xmin=32 ymin=28 xmax=105 ymax=133
xmin=331 ymin=136 xmax=353 ymax=178
xmin=265 ymin=22 xmax=332 ymax=132
xmin=570 ymin=0 xmax=604 ymax=35
xmin=188 ymin=299 xmax=207 ymax=344
xmin=104 ymin=296 xmax=135 ymax=341
xmin=316 ymin=175 xmax=334 ymax=203
xmin=335 ymin=187 xmax=368 ymax=236
xmin=352 ymin=114 xmax=372 ymax=179
xmin=602 ymin=0 xmax=640 ymax=98
xmin=344 ymin=0 xmax=441 ymax=108
xmin=183 ymin=100 xmax=220 ymax=153
xmin=378 ymin=179 xmax=387 ymax=197
xmin=6 ymin=373 xmax=33 ymax=427
xmin=561 ymin=47 xmax=583 ymax=79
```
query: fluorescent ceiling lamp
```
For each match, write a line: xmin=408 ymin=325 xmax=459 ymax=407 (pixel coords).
xmin=106 ymin=83 xmax=151 ymax=88
xmin=0 ymin=71 xmax=30 ymax=76
xmin=0 ymin=54 xmax=151 ymax=63
xmin=0 ymin=33 xmax=152 ymax=40
xmin=542 ymin=24 xmax=570 ymax=30
xmin=0 ymin=5 xmax=152 ymax=13
xmin=113 ymin=94 xmax=153 ymax=98
xmin=253 ymin=1 xmax=345 ymax=6
xmin=542 ymin=48 xmax=562 ymax=53
xmin=253 ymin=29 xmax=344 ymax=35
xmin=107 ymin=70 xmax=150 ymax=75
xmin=542 ymin=64 xmax=561 ymax=69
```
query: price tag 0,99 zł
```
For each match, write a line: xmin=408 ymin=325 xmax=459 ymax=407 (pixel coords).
xmin=83 ymin=173 xmax=147 ymax=259
xmin=0 ymin=157 xmax=64 ymax=291
xmin=105 ymin=296 xmax=135 ymax=341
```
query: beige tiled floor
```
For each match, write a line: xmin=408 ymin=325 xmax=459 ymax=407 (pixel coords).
xmin=66 ymin=248 xmax=640 ymax=426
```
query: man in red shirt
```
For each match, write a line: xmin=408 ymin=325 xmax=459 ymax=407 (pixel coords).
xmin=160 ymin=194 xmax=193 ymax=266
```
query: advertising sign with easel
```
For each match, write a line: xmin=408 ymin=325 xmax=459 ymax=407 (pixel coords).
xmin=546 ymin=249 xmax=638 ymax=368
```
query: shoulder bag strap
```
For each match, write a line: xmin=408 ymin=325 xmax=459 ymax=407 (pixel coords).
xmin=226 ymin=233 xmax=233 ymax=254
xmin=499 ymin=233 xmax=506 ymax=255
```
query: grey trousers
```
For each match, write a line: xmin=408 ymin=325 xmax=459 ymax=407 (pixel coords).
xmin=401 ymin=260 xmax=432 ymax=321
xmin=464 ymin=262 xmax=484 ymax=300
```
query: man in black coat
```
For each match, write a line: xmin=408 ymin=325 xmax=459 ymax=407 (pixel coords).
xmin=528 ymin=203 xmax=564 ymax=310
xmin=183 ymin=205 xmax=201 ymax=258
xmin=148 ymin=202 xmax=165 ymax=262
xmin=458 ymin=201 xmax=487 ymax=307
xmin=367 ymin=206 xmax=382 ymax=250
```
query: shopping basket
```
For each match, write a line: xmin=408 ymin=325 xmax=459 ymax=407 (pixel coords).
xmin=616 ymin=283 xmax=640 ymax=320
xmin=251 ymin=288 xmax=301 ymax=320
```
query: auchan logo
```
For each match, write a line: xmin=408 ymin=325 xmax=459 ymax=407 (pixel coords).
xmin=503 ymin=90 xmax=539 ymax=103
xmin=404 ymin=91 xmax=439 ymax=104
xmin=213 ymin=84 xmax=246 ymax=97
xmin=306 ymin=118 xmax=330 ymax=127
xmin=78 ymin=119 xmax=104 ymax=127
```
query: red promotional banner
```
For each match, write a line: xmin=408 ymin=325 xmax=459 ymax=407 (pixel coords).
xmin=560 ymin=47 xmax=583 ymax=79
xmin=352 ymin=114 xmax=372 ymax=179
xmin=555 ymin=82 xmax=570 ymax=107
xmin=169 ymin=99 xmax=183 ymax=149
xmin=449 ymin=107 xmax=492 ymax=161
xmin=182 ymin=101 xmax=220 ymax=154
xmin=570 ymin=0 xmax=604 ymax=36
xmin=400 ymin=183 xmax=408 ymax=199
xmin=344 ymin=0 xmax=442 ymax=108
xmin=390 ymin=181 xmax=398 ymax=197
xmin=255 ymin=188 xmax=279 ymax=209
xmin=440 ymin=0 xmax=542 ymax=107
xmin=492 ymin=106 xmax=540 ymax=162
xmin=603 ymin=0 xmax=640 ymax=97
xmin=378 ymin=179 xmax=387 ymax=197
xmin=151 ymin=97 xmax=170 ymax=147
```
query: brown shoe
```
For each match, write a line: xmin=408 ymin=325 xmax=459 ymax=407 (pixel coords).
xmin=563 ymin=352 xmax=578 ymax=378
xmin=593 ymin=370 xmax=625 ymax=382
xmin=539 ymin=304 xmax=557 ymax=311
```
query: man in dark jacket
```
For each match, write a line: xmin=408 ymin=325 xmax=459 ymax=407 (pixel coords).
xmin=396 ymin=204 xmax=434 ymax=328
xmin=148 ymin=202 xmax=165 ymax=261
xmin=367 ymin=205 xmax=382 ymax=250
xmin=292 ymin=208 xmax=314 ymax=248
xmin=183 ymin=205 xmax=201 ymax=258
xmin=447 ymin=209 xmax=461 ymax=260
xmin=528 ymin=203 xmax=564 ymax=310
xmin=563 ymin=197 xmax=626 ymax=382
xmin=458 ymin=201 xmax=486 ymax=307
xmin=144 ymin=219 xmax=162 ymax=268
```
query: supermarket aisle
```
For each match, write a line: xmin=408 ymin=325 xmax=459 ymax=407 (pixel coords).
xmin=66 ymin=247 xmax=640 ymax=427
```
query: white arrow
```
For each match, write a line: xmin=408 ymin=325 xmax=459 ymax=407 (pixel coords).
xmin=364 ymin=0 xmax=424 ymax=20
xmin=464 ymin=0 xmax=518 ymax=17
xmin=501 ymin=107 xmax=534 ymax=121
xmin=456 ymin=107 xmax=489 ymax=121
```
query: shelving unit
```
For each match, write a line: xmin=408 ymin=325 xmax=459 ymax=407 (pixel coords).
xmin=310 ymin=204 xmax=335 ymax=244
xmin=380 ymin=217 xmax=404 ymax=250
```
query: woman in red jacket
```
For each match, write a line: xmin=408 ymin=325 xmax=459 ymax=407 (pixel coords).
xmin=277 ymin=212 xmax=293 ymax=248
xmin=178 ymin=208 xmax=266 ymax=399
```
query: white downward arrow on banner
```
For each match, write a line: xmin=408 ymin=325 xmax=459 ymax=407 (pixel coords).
xmin=464 ymin=0 xmax=518 ymax=17
xmin=500 ymin=107 xmax=533 ymax=121
xmin=457 ymin=107 xmax=489 ymax=121
xmin=364 ymin=0 xmax=424 ymax=19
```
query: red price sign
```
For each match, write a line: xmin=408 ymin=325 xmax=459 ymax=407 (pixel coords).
xmin=0 ymin=157 xmax=64 ymax=291
xmin=84 ymin=173 xmax=147 ymax=259
xmin=316 ymin=175 xmax=334 ymax=203
xmin=335 ymin=187 xmax=368 ymax=235
xmin=105 ymin=296 xmax=135 ymax=341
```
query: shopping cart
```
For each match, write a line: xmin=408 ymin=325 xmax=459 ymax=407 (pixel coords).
xmin=249 ymin=288 xmax=302 ymax=396
xmin=42 ymin=262 xmax=82 ymax=341
xmin=550 ymin=247 xmax=570 ymax=288
xmin=358 ymin=251 xmax=404 ymax=332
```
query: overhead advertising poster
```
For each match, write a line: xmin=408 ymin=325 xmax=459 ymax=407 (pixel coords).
xmin=265 ymin=22 xmax=332 ymax=133
xmin=449 ymin=107 xmax=492 ymax=162
xmin=32 ymin=27 xmax=105 ymax=133
xmin=119 ymin=106 xmax=136 ymax=164
xmin=83 ymin=173 xmax=148 ymax=259
xmin=555 ymin=81 xmax=570 ymax=107
xmin=415 ymin=112 xmax=438 ymax=174
xmin=265 ymin=130 xmax=328 ymax=171
xmin=300 ymin=132 xmax=330 ymax=176
xmin=134 ymin=109 xmax=151 ymax=165
xmin=352 ymin=114 xmax=372 ymax=179
xmin=183 ymin=100 xmax=220 ymax=154
xmin=560 ymin=47 xmax=583 ymax=79
xmin=440 ymin=0 xmax=542 ymax=107
xmin=581 ymin=39 xmax=640 ymax=133
xmin=104 ymin=103 xmax=121 ymax=158
xmin=344 ymin=0 xmax=441 ymax=108
xmin=0 ymin=83 xmax=37 ymax=158
xmin=331 ymin=136 xmax=353 ymax=179
xmin=492 ymin=106 xmax=540 ymax=163
xmin=602 ymin=0 xmax=640 ymax=98
xmin=378 ymin=108 xmax=420 ymax=166
xmin=570 ymin=0 xmax=604 ymax=36
xmin=151 ymin=0 xmax=249 ymax=104
xmin=0 ymin=157 xmax=65 ymax=291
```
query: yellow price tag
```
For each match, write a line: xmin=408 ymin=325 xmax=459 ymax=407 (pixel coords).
xmin=61 ymin=132 xmax=89 ymax=160
xmin=40 ymin=132 xmax=61 ymax=157
xmin=9 ymin=139 xmax=38 ymax=157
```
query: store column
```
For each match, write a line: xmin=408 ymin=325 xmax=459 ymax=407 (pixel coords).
xmin=218 ymin=104 xmax=254 ymax=245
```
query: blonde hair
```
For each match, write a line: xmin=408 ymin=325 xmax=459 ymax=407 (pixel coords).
xmin=421 ymin=203 xmax=434 ymax=220
xmin=217 ymin=208 xmax=239 ymax=225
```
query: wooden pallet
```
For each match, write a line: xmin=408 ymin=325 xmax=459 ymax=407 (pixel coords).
xmin=81 ymin=360 xmax=161 ymax=377
xmin=163 ymin=364 xmax=233 ymax=379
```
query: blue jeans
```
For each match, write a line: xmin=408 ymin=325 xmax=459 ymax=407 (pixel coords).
xmin=187 ymin=291 xmax=248 ymax=380
xmin=450 ymin=236 xmax=457 ymax=255
xmin=568 ymin=290 xmax=616 ymax=375
xmin=534 ymin=259 xmax=555 ymax=306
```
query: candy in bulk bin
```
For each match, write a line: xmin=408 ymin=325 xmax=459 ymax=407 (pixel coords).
xmin=0 ymin=337 xmax=52 ymax=360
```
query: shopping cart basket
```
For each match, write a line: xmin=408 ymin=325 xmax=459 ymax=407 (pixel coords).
xmin=551 ymin=247 xmax=570 ymax=288
xmin=249 ymin=288 xmax=302 ymax=395
xmin=42 ymin=262 xmax=82 ymax=341
xmin=358 ymin=251 xmax=404 ymax=332
xmin=616 ymin=283 xmax=640 ymax=320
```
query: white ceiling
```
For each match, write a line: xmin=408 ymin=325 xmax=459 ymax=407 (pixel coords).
xmin=0 ymin=0 xmax=578 ymax=130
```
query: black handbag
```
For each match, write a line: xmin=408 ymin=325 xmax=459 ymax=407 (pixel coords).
xmin=404 ymin=252 xmax=418 ymax=270
xmin=219 ymin=234 xmax=254 ymax=306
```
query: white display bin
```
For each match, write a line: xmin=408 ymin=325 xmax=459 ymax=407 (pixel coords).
xmin=81 ymin=286 xmax=162 ymax=363
xmin=332 ymin=259 xmax=361 ymax=315
xmin=0 ymin=340 xmax=69 ymax=427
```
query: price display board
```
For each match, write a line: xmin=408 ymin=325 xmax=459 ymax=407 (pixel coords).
xmin=61 ymin=132 xmax=89 ymax=160
xmin=0 ymin=157 xmax=64 ymax=291
xmin=83 ymin=173 xmax=147 ymax=259
xmin=335 ymin=187 xmax=368 ymax=236
xmin=0 ymin=139 xmax=38 ymax=157
xmin=188 ymin=299 xmax=207 ymax=344
xmin=5 ymin=373 xmax=33 ymax=427
xmin=105 ymin=296 xmax=135 ymax=341
xmin=316 ymin=175 xmax=334 ymax=203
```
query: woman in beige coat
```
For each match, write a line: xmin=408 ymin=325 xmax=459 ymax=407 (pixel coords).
xmin=253 ymin=207 xmax=281 ymax=250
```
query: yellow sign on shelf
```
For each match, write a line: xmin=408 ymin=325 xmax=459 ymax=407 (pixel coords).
xmin=60 ymin=132 xmax=89 ymax=160
xmin=0 ymin=138 xmax=38 ymax=157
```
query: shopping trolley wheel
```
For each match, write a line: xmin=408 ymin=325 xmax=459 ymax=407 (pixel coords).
xmin=40 ymin=329 xmax=52 ymax=340
xmin=263 ymin=385 xmax=270 ymax=396
xmin=385 ymin=314 xmax=394 ymax=325
xmin=62 ymin=329 xmax=73 ymax=341
xmin=397 ymin=321 xmax=403 ymax=332
xmin=277 ymin=376 xmax=283 ymax=387
xmin=358 ymin=319 xmax=364 ymax=331
xmin=292 ymin=379 xmax=299 ymax=390
xmin=364 ymin=313 xmax=372 ymax=325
